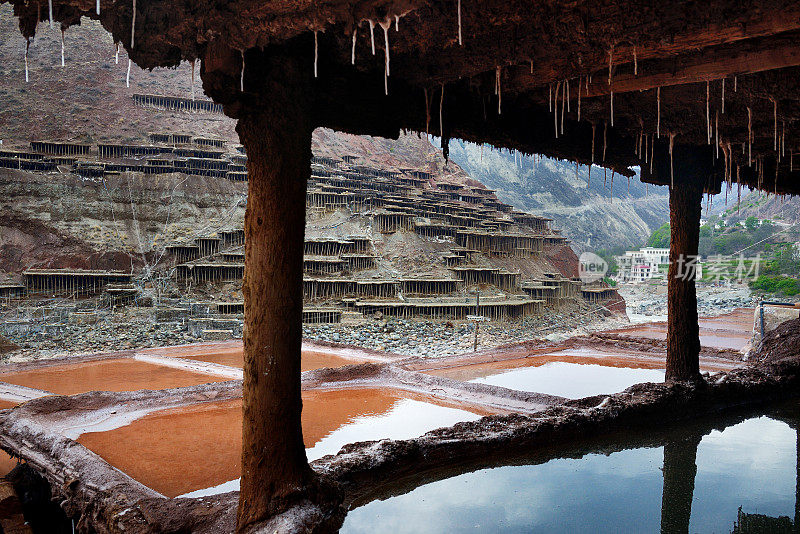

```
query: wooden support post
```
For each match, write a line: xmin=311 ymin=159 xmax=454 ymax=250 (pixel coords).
xmin=666 ymin=148 xmax=706 ymax=382
xmin=233 ymin=49 xmax=339 ymax=531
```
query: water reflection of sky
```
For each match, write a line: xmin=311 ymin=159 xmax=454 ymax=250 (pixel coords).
xmin=470 ymin=362 xmax=666 ymax=399
xmin=342 ymin=415 xmax=797 ymax=533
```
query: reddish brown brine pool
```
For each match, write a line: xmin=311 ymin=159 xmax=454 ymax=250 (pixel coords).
xmin=78 ymin=388 xmax=486 ymax=497
xmin=0 ymin=359 xmax=230 ymax=395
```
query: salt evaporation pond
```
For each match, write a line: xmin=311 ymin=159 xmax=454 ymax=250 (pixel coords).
xmin=428 ymin=347 xmax=735 ymax=399
xmin=78 ymin=388 xmax=484 ymax=498
xmin=342 ymin=407 xmax=799 ymax=533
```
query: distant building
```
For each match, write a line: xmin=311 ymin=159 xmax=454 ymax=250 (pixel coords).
xmin=617 ymin=247 xmax=704 ymax=283
xmin=616 ymin=247 xmax=670 ymax=283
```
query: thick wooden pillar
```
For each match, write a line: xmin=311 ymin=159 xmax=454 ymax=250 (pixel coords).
xmin=666 ymin=174 xmax=703 ymax=382
xmin=234 ymin=54 xmax=316 ymax=530
xmin=660 ymin=435 xmax=701 ymax=533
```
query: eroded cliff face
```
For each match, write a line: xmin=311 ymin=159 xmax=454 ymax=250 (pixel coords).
xmin=0 ymin=169 xmax=246 ymax=273
xmin=445 ymin=140 xmax=670 ymax=250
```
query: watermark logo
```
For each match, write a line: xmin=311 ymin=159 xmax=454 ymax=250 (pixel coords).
xmin=579 ymin=252 xmax=608 ymax=284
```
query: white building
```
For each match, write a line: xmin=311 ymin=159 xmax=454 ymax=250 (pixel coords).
xmin=617 ymin=247 xmax=670 ymax=283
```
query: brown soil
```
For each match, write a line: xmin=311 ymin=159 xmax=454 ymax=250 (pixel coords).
xmin=0 ymin=358 xmax=229 ymax=395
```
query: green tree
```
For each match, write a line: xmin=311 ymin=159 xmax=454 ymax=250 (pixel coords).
xmin=647 ymin=223 xmax=670 ymax=248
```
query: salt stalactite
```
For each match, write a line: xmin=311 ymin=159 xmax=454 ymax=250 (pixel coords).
xmin=644 ymin=131 xmax=648 ymax=163
xmin=240 ymin=50 xmax=245 ymax=92
xmin=126 ymin=58 xmax=131 ymax=87
xmin=24 ymin=40 xmax=29 ymax=83
xmin=607 ymin=45 xmax=613 ymax=85
xmin=60 ymin=29 xmax=65 ymax=67
xmin=706 ymin=81 xmax=711 ymax=144
xmin=351 ymin=27 xmax=357 ymax=65
xmin=97 ymin=0 xmax=100 ymax=15
xmin=457 ymin=0 xmax=462 ymax=45
xmin=131 ymin=0 xmax=136 ymax=49
xmin=577 ymin=76 xmax=581 ymax=122
xmin=424 ymin=88 xmax=430 ymax=134
xmin=553 ymin=80 xmax=560 ymax=138
xmin=669 ymin=133 xmax=676 ymax=188
xmin=49 ymin=0 xmax=53 ymax=28
xmin=380 ymin=19 xmax=391 ymax=95
xmin=734 ymin=76 xmax=737 ymax=92
xmin=650 ymin=134 xmax=654 ymax=174
xmin=439 ymin=83 xmax=444 ymax=136
xmin=369 ymin=19 xmax=375 ymax=55
xmin=191 ymin=59 xmax=196 ymax=100
xmin=314 ymin=31 xmax=318 ymax=78
xmin=772 ymin=98 xmax=777 ymax=151
xmin=115 ymin=42 xmax=120 ymax=64
xmin=560 ymin=80 xmax=566 ymax=134
xmin=603 ymin=121 xmax=607 ymax=161
xmin=395 ymin=14 xmax=399 ymax=31
xmin=610 ymin=90 xmax=614 ymax=127
xmin=656 ymin=87 xmax=661 ymax=138
xmin=747 ymin=106 xmax=752 ymax=166
xmin=633 ymin=46 xmax=637 ymax=76
xmin=721 ymin=78 xmax=725 ymax=114
xmin=495 ymin=67 xmax=502 ymax=114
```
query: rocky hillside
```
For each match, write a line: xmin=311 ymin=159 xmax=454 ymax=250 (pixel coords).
xmin=445 ymin=140 xmax=670 ymax=250
xmin=2 ymin=4 xmax=664 ymax=258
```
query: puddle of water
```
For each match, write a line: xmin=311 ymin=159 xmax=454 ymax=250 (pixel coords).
xmin=428 ymin=348 xmax=733 ymax=399
xmin=469 ymin=361 xmax=666 ymax=399
xmin=176 ymin=348 xmax=361 ymax=371
xmin=342 ymin=412 xmax=798 ymax=533
xmin=0 ymin=359 xmax=230 ymax=395
xmin=78 ymin=389 xmax=483 ymax=498
xmin=613 ymin=310 xmax=754 ymax=350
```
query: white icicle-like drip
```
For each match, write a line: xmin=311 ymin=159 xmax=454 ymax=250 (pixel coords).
xmin=395 ymin=15 xmax=399 ymax=31
xmin=669 ymin=133 xmax=676 ymax=188
xmin=772 ymin=98 xmax=777 ymax=151
xmin=610 ymin=89 xmax=614 ymax=127
xmin=560 ymin=80 xmax=565 ymax=134
xmin=49 ymin=0 xmax=54 ymax=28
xmin=240 ymin=50 xmax=245 ymax=92
xmin=495 ymin=67 xmax=501 ymax=114
xmin=191 ymin=59 xmax=196 ymax=101
xmin=439 ymin=83 xmax=444 ymax=136
xmin=131 ymin=0 xmax=136 ymax=49
xmin=96 ymin=0 xmax=100 ymax=15
xmin=380 ymin=19 xmax=391 ymax=95
xmin=457 ymin=0 xmax=462 ymax=45
xmin=656 ymin=86 xmax=661 ymax=138
xmin=60 ymin=29 xmax=65 ymax=67
xmin=314 ymin=31 xmax=318 ymax=78
xmin=747 ymin=106 xmax=752 ymax=166
xmin=369 ymin=19 xmax=376 ymax=55
xmin=553 ymin=81 xmax=560 ymax=138
xmin=126 ymin=58 xmax=131 ymax=87
xmin=24 ymin=40 xmax=30 ymax=83
xmin=115 ymin=42 xmax=120 ymax=64
xmin=706 ymin=81 xmax=711 ymax=144
xmin=351 ymin=26 xmax=357 ymax=65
